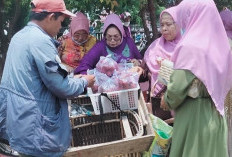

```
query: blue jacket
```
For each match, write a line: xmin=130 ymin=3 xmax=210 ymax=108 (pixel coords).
xmin=0 ymin=22 xmax=87 ymax=157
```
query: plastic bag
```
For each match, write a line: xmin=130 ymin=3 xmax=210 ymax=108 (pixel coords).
xmin=88 ymin=69 xmax=111 ymax=93
xmin=143 ymin=114 xmax=173 ymax=157
xmin=118 ymin=59 xmax=134 ymax=71
xmin=98 ymin=77 xmax=119 ymax=92
xmin=117 ymin=71 xmax=139 ymax=90
xmin=88 ymin=58 xmax=139 ymax=93
xmin=96 ymin=55 xmax=118 ymax=77
xmin=70 ymin=103 xmax=93 ymax=116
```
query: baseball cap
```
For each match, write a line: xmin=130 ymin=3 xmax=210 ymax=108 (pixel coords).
xmin=31 ymin=0 xmax=76 ymax=17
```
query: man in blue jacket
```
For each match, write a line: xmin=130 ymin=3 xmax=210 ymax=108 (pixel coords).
xmin=0 ymin=0 xmax=95 ymax=156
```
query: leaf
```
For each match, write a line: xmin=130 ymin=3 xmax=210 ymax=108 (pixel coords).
xmin=111 ymin=0 xmax=118 ymax=10
xmin=106 ymin=0 xmax=111 ymax=5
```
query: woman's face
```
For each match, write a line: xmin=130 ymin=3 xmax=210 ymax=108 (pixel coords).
xmin=124 ymin=16 xmax=131 ymax=22
xmin=105 ymin=27 xmax=122 ymax=47
xmin=73 ymin=30 xmax=88 ymax=44
xmin=160 ymin=13 xmax=177 ymax=41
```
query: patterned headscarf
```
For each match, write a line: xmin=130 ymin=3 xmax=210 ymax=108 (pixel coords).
xmin=120 ymin=12 xmax=131 ymax=22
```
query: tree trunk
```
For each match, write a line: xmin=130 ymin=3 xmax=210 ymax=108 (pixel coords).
xmin=0 ymin=0 xmax=7 ymax=81
xmin=8 ymin=0 xmax=21 ymax=40
xmin=0 ymin=0 xmax=4 ymax=36
xmin=147 ymin=0 xmax=159 ymax=42
xmin=139 ymin=4 xmax=152 ymax=45
xmin=0 ymin=0 xmax=22 ymax=81
xmin=175 ymin=0 xmax=182 ymax=5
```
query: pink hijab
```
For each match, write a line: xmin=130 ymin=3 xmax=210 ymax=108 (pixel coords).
xmin=144 ymin=7 xmax=181 ymax=88
xmin=220 ymin=9 xmax=232 ymax=39
xmin=172 ymin=0 xmax=232 ymax=115
xmin=68 ymin=12 xmax=89 ymax=37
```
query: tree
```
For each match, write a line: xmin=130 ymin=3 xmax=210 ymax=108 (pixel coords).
xmin=141 ymin=0 xmax=167 ymax=45
xmin=0 ymin=0 xmax=30 ymax=80
xmin=0 ymin=0 xmax=232 ymax=80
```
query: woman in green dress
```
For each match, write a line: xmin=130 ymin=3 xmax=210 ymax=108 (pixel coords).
xmin=160 ymin=0 xmax=232 ymax=157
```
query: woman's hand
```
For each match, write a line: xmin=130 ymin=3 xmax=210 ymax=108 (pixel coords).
xmin=74 ymin=74 xmax=84 ymax=78
xmin=164 ymin=118 xmax=174 ymax=124
xmin=130 ymin=59 xmax=141 ymax=66
xmin=146 ymin=102 xmax=153 ymax=114
xmin=156 ymin=57 xmax=163 ymax=67
xmin=129 ymin=66 xmax=144 ymax=76
xmin=160 ymin=95 xmax=170 ymax=111
xmin=81 ymin=75 xmax=95 ymax=87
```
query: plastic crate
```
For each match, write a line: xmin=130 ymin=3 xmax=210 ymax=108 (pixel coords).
xmin=87 ymin=86 xmax=140 ymax=115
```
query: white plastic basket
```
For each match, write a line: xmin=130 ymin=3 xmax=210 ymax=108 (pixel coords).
xmin=87 ymin=86 xmax=140 ymax=115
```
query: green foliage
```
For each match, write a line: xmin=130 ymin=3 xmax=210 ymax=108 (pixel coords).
xmin=64 ymin=0 xmax=141 ymax=31
xmin=0 ymin=0 xmax=232 ymax=80
xmin=1 ymin=0 xmax=232 ymax=39
xmin=156 ymin=5 xmax=166 ymax=17
xmin=214 ymin=0 xmax=232 ymax=11
xmin=113 ymin=0 xmax=141 ymax=24
xmin=21 ymin=0 xmax=31 ymax=26
xmin=2 ymin=0 xmax=31 ymax=33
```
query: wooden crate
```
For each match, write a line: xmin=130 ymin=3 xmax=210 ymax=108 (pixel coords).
xmin=69 ymin=95 xmax=92 ymax=106
xmin=104 ymin=152 xmax=141 ymax=157
xmin=64 ymin=92 xmax=154 ymax=157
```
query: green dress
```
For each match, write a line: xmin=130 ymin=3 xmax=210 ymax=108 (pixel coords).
xmin=164 ymin=70 xmax=228 ymax=157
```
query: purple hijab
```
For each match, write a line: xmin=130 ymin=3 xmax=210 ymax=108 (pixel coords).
xmin=172 ymin=0 xmax=232 ymax=115
xmin=103 ymin=14 xmax=125 ymax=39
xmin=74 ymin=14 xmax=141 ymax=74
xmin=220 ymin=9 xmax=232 ymax=39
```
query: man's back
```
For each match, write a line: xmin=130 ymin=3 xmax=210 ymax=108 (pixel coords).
xmin=0 ymin=22 xmax=72 ymax=157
